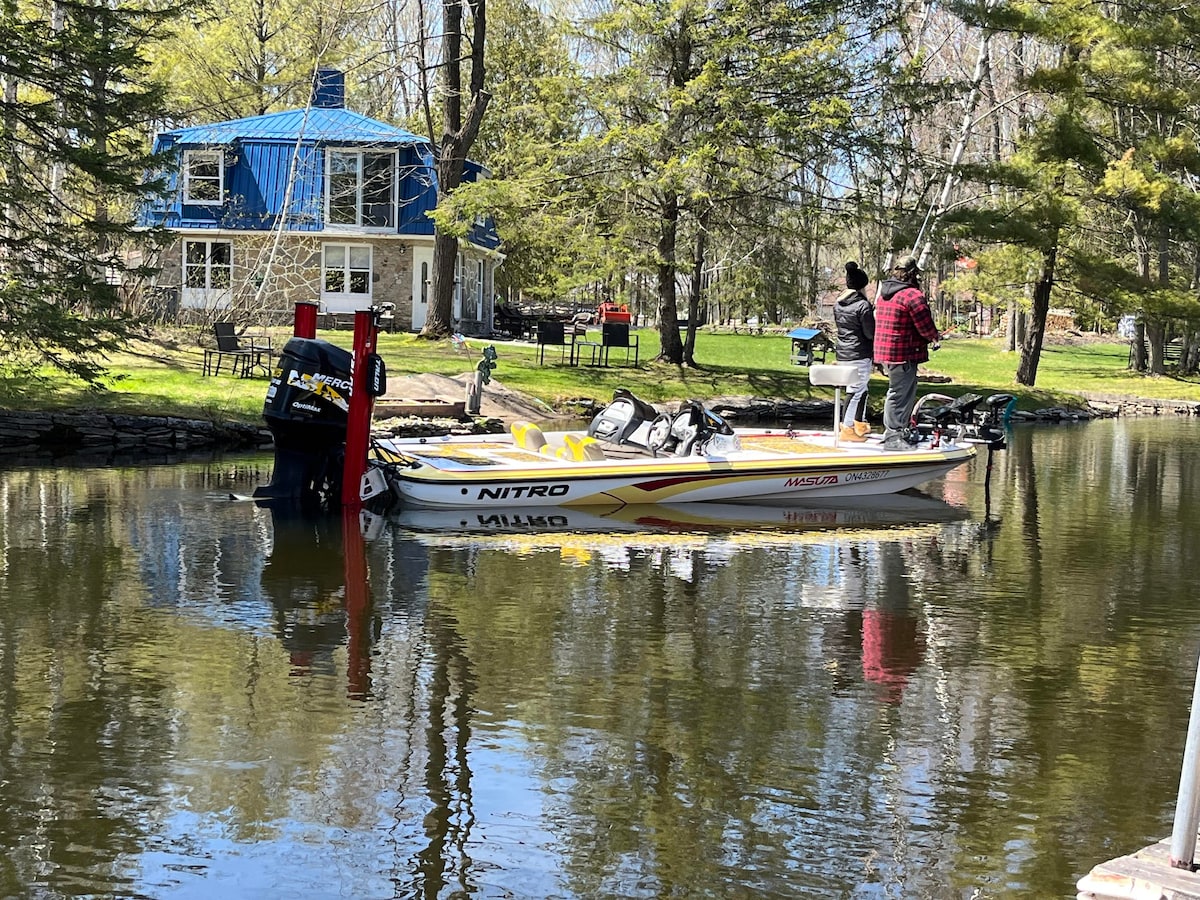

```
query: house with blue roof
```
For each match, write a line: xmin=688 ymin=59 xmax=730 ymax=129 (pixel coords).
xmin=142 ymin=69 xmax=502 ymax=334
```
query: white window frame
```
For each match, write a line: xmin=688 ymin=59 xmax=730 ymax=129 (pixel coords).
xmin=321 ymin=242 xmax=373 ymax=309
xmin=324 ymin=149 xmax=397 ymax=231
xmin=182 ymin=150 xmax=224 ymax=205
xmin=181 ymin=239 xmax=232 ymax=308
xmin=475 ymin=259 xmax=485 ymax=321
xmin=453 ymin=251 xmax=463 ymax=322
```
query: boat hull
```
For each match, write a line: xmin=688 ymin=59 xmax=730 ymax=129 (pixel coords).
xmin=375 ymin=429 xmax=976 ymax=510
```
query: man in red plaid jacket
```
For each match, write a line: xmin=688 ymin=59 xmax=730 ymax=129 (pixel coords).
xmin=873 ymin=255 xmax=940 ymax=451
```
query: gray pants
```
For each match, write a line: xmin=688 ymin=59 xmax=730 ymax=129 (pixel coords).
xmin=882 ymin=362 xmax=918 ymax=439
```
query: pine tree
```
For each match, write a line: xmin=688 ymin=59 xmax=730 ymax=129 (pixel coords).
xmin=0 ymin=0 xmax=172 ymax=383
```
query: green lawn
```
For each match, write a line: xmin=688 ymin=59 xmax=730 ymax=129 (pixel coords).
xmin=0 ymin=325 xmax=1194 ymax=424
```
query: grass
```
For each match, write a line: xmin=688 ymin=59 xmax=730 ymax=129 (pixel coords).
xmin=0 ymin=325 xmax=1195 ymax=424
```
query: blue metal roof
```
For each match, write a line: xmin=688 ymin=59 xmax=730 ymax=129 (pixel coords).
xmin=160 ymin=108 xmax=428 ymax=147
xmin=788 ymin=327 xmax=823 ymax=340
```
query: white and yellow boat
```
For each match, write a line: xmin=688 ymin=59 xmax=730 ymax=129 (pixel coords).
xmin=369 ymin=388 xmax=1000 ymax=511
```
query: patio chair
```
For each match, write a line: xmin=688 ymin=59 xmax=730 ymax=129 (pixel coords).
xmin=536 ymin=321 xmax=569 ymax=364
xmin=204 ymin=322 xmax=273 ymax=377
xmin=599 ymin=322 xmax=639 ymax=367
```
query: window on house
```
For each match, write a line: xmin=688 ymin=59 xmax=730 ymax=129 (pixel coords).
xmin=322 ymin=243 xmax=372 ymax=301
xmin=476 ymin=259 xmax=485 ymax=319
xmin=453 ymin=252 xmax=463 ymax=322
xmin=182 ymin=239 xmax=232 ymax=307
xmin=183 ymin=150 xmax=223 ymax=205
xmin=420 ymin=261 xmax=429 ymax=304
xmin=326 ymin=150 xmax=395 ymax=229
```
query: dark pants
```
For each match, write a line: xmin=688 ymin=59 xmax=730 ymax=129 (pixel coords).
xmin=882 ymin=362 xmax=918 ymax=439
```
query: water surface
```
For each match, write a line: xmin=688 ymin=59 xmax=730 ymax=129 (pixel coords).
xmin=0 ymin=417 xmax=1197 ymax=898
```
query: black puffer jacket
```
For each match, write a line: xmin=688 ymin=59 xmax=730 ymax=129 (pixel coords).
xmin=833 ymin=289 xmax=875 ymax=361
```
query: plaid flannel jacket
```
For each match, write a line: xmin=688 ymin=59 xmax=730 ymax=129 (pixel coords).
xmin=872 ymin=282 xmax=939 ymax=365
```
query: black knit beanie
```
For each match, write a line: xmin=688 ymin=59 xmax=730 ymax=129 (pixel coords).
xmin=845 ymin=261 xmax=869 ymax=291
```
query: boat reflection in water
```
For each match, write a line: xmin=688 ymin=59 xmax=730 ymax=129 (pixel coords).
xmin=260 ymin=503 xmax=378 ymax=699
xmin=388 ymin=490 xmax=970 ymax=541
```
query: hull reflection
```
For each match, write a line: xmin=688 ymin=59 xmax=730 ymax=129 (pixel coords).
xmin=389 ymin=490 xmax=970 ymax=540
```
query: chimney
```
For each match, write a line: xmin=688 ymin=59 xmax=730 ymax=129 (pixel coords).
xmin=312 ymin=68 xmax=345 ymax=109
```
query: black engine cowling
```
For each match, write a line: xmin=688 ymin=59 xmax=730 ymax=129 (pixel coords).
xmin=253 ymin=337 xmax=354 ymax=504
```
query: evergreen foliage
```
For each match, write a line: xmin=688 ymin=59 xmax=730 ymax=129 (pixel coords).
xmin=1 ymin=0 xmax=173 ymax=383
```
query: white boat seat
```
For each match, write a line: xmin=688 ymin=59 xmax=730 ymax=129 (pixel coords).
xmin=511 ymin=420 xmax=547 ymax=452
xmin=808 ymin=364 xmax=860 ymax=387
xmin=808 ymin=364 xmax=859 ymax=446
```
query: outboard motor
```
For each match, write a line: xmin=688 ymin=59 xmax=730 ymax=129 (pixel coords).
xmin=253 ymin=337 xmax=354 ymax=504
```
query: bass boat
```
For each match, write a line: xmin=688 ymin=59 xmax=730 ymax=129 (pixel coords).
xmin=368 ymin=387 xmax=1011 ymax=510
xmin=251 ymin=332 xmax=1013 ymax=512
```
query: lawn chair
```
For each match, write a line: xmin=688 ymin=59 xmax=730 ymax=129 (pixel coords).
xmin=599 ymin=322 xmax=639 ymax=367
xmin=536 ymin=321 xmax=569 ymax=364
xmin=203 ymin=322 xmax=273 ymax=377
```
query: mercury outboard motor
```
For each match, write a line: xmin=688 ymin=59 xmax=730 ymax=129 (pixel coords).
xmin=253 ymin=337 xmax=354 ymax=504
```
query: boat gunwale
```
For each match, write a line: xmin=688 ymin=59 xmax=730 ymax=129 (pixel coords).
xmin=381 ymin=443 xmax=976 ymax=486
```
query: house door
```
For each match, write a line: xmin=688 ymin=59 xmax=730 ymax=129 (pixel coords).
xmin=411 ymin=246 xmax=433 ymax=331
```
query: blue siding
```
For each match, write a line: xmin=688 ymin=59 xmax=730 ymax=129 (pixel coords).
xmin=227 ymin=143 xmax=323 ymax=230
xmin=397 ymin=146 xmax=437 ymax=236
xmin=142 ymin=107 xmax=501 ymax=250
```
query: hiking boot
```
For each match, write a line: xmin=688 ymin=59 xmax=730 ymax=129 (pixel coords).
xmin=881 ymin=435 xmax=911 ymax=451
xmin=854 ymin=421 xmax=872 ymax=437
xmin=839 ymin=425 xmax=867 ymax=443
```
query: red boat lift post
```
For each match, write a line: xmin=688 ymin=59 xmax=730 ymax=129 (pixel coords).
xmin=294 ymin=299 xmax=318 ymax=339
xmin=342 ymin=309 xmax=380 ymax=508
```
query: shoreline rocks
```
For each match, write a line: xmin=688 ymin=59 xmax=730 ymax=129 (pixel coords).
xmin=0 ymin=410 xmax=272 ymax=463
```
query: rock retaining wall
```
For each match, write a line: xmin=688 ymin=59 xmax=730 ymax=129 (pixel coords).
xmin=0 ymin=411 xmax=273 ymax=461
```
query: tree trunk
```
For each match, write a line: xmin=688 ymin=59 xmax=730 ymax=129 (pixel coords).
xmin=656 ymin=193 xmax=684 ymax=363
xmin=1145 ymin=319 xmax=1166 ymax=375
xmin=1131 ymin=320 xmax=1147 ymax=371
xmin=1016 ymin=244 xmax=1055 ymax=386
xmin=682 ymin=212 xmax=708 ymax=366
xmin=420 ymin=0 xmax=489 ymax=339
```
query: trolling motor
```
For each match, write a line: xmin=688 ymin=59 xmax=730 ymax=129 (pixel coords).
xmin=913 ymin=392 xmax=1016 ymax=450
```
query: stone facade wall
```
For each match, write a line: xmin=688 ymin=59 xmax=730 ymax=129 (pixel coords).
xmin=158 ymin=234 xmax=416 ymax=325
xmin=156 ymin=233 xmax=497 ymax=334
